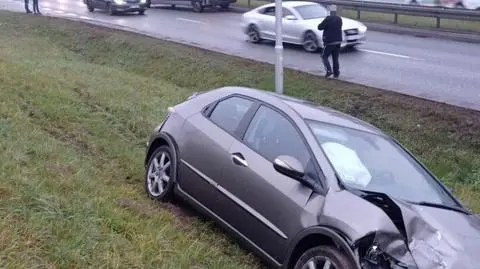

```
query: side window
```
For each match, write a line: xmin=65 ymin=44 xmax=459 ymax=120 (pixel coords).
xmin=243 ymin=105 xmax=310 ymax=167
xmin=282 ymin=8 xmax=293 ymax=17
xmin=263 ymin=7 xmax=275 ymax=16
xmin=209 ymin=96 xmax=254 ymax=134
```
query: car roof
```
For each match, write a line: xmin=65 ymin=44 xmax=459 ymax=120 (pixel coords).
xmin=260 ymin=1 xmax=321 ymax=8
xmin=210 ymin=86 xmax=386 ymax=136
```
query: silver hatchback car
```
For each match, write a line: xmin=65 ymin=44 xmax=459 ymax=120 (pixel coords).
xmin=144 ymin=86 xmax=480 ymax=269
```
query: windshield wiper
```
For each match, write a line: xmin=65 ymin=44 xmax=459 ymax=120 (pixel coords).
xmin=412 ymin=201 xmax=470 ymax=215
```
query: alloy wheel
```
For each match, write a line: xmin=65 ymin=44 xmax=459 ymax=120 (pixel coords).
xmin=146 ymin=150 xmax=171 ymax=197
xmin=301 ymin=256 xmax=336 ymax=269
xmin=247 ymin=25 xmax=261 ymax=43
xmin=303 ymin=32 xmax=319 ymax=52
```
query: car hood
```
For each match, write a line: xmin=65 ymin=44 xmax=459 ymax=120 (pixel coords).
xmin=393 ymin=198 xmax=480 ymax=268
xmin=302 ymin=17 xmax=364 ymax=31
xmin=318 ymin=189 xmax=480 ymax=268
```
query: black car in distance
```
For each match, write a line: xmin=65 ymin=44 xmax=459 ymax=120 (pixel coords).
xmin=84 ymin=0 xmax=148 ymax=15
xmin=144 ymin=86 xmax=480 ymax=269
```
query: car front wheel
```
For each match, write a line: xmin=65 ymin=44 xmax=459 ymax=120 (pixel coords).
xmin=294 ymin=246 xmax=353 ymax=269
xmin=144 ymin=145 xmax=176 ymax=202
xmin=303 ymin=31 xmax=320 ymax=53
xmin=247 ymin=24 xmax=262 ymax=43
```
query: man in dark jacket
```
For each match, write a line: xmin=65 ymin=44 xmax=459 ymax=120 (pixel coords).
xmin=317 ymin=5 xmax=343 ymax=78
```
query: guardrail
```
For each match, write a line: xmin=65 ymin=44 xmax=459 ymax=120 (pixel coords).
xmin=278 ymin=0 xmax=480 ymax=28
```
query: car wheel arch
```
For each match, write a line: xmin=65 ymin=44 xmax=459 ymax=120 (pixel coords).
xmin=282 ymin=226 xmax=360 ymax=269
xmin=145 ymin=132 xmax=180 ymax=180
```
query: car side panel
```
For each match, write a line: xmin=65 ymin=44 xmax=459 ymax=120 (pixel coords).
xmin=174 ymin=112 xmax=236 ymax=215
xmin=219 ymin=140 xmax=315 ymax=262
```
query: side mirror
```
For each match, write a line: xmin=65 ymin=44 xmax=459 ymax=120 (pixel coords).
xmin=273 ymin=155 xmax=305 ymax=181
xmin=284 ymin=15 xmax=297 ymax=20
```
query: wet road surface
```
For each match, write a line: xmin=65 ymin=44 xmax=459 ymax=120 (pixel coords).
xmin=2 ymin=0 xmax=480 ymax=110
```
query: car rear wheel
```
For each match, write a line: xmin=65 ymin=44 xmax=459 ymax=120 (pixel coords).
xmin=86 ymin=1 xmax=94 ymax=12
xmin=294 ymin=246 xmax=352 ymax=269
xmin=303 ymin=31 xmax=320 ymax=53
xmin=191 ymin=0 xmax=204 ymax=12
xmin=247 ymin=25 xmax=262 ymax=43
xmin=220 ymin=3 xmax=230 ymax=9
xmin=144 ymin=145 xmax=175 ymax=202
xmin=107 ymin=3 xmax=116 ymax=15
xmin=138 ymin=9 xmax=145 ymax=15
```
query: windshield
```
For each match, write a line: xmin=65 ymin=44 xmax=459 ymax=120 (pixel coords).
xmin=294 ymin=4 xmax=329 ymax=20
xmin=307 ymin=120 xmax=458 ymax=207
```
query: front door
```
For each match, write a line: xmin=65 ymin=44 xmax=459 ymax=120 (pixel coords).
xmin=215 ymin=104 xmax=320 ymax=262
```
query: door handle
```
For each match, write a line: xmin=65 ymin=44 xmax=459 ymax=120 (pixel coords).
xmin=231 ymin=153 xmax=248 ymax=167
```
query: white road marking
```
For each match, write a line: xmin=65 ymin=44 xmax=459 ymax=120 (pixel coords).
xmin=65 ymin=12 xmax=78 ymax=17
xmin=176 ymin=17 xmax=206 ymax=25
xmin=79 ymin=15 xmax=91 ymax=20
xmin=53 ymin=9 xmax=64 ymax=13
xmin=358 ymin=48 xmax=422 ymax=60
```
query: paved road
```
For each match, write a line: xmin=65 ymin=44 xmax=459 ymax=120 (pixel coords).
xmin=2 ymin=0 xmax=480 ymax=110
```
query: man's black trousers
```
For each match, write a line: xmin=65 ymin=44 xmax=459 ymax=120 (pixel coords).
xmin=321 ymin=44 xmax=341 ymax=76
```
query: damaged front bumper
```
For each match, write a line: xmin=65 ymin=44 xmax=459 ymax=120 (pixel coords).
xmin=319 ymin=189 xmax=480 ymax=269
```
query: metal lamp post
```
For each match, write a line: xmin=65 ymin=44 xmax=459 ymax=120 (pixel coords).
xmin=274 ymin=0 xmax=283 ymax=94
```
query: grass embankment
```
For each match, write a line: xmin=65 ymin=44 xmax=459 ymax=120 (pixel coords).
xmin=235 ymin=0 xmax=480 ymax=33
xmin=0 ymin=10 xmax=479 ymax=269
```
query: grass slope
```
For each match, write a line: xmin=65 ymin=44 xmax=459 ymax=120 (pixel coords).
xmin=0 ymin=10 xmax=479 ymax=269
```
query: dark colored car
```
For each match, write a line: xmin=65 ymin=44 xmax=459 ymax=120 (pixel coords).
xmin=144 ymin=86 xmax=480 ymax=269
xmin=146 ymin=0 xmax=236 ymax=12
xmin=84 ymin=0 xmax=148 ymax=15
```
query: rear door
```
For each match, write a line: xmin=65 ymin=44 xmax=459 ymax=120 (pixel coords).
xmin=215 ymin=104 xmax=323 ymax=262
xmin=258 ymin=6 xmax=276 ymax=39
xmin=176 ymin=95 xmax=258 ymax=215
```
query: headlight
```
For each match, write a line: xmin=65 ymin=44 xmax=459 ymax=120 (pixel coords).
xmin=359 ymin=24 xmax=367 ymax=33
xmin=140 ymin=0 xmax=146 ymax=3
xmin=361 ymin=244 xmax=417 ymax=269
xmin=113 ymin=0 xmax=125 ymax=4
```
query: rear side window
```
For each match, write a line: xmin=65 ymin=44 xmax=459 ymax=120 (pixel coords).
xmin=209 ymin=96 xmax=254 ymax=134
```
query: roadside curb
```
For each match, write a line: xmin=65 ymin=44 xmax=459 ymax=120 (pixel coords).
xmin=229 ymin=5 xmax=480 ymax=44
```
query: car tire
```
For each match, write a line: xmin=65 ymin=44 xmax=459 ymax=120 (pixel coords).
xmin=146 ymin=0 xmax=151 ymax=8
xmin=107 ymin=3 xmax=116 ymax=15
xmin=302 ymin=31 xmax=320 ymax=53
xmin=191 ymin=0 xmax=204 ymax=12
xmin=87 ymin=1 xmax=94 ymax=12
xmin=220 ymin=3 xmax=230 ymax=9
xmin=294 ymin=246 xmax=353 ymax=269
xmin=247 ymin=24 xmax=262 ymax=43
xmin=138 ymin=9 xmax=146 ymax=15
xmin=144 ymin=145 xmax=176 ymax=202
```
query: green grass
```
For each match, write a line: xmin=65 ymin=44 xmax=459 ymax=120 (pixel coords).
xmin=1 ymin=10 xmax=480 ymax=268
xmin=234 ymin=0 xmax=480 ymax=33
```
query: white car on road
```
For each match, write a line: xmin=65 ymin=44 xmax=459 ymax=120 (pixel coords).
xmin=458 ymin=0 xmax=480 ymax=9
xmin=241 ymin=1 xmax=367 ymax=52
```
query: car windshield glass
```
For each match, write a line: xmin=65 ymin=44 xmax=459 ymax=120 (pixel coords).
xmin=307 ymin=120 xmax=458 ymax=207
xmin=294 ymin=4 xmax=328 ymax=20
